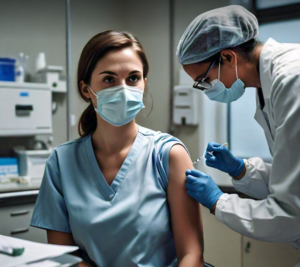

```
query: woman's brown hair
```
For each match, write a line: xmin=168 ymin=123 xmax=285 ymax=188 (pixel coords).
xmin=77 ymin=30 xmax=149 ymax=137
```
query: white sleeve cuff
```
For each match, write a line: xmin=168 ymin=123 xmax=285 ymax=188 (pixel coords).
xmin=231 ymin=159 xmax=251 ymax=190
xmin=215 ymin=193 xmax=230 ymax=224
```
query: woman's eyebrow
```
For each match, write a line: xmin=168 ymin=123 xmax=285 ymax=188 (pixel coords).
xmin=128 ymin=70 xmax=142 ymax=75
xmin=99 ymin=71 xmax=118 ymax=75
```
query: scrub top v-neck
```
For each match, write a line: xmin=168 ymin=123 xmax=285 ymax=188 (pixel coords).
xmin=31 ymin=126 xmax=187 ymax=267
xmin=85 ymin=129 xmax=143 ymax=201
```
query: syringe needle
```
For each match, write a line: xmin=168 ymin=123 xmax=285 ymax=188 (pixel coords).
xmin=193 ymin=142 xmax=228 ymax=165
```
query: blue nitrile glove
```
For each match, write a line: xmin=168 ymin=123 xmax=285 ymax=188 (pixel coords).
xmin=205 ymin=142 xmax=244 ymax=178
xmin=186 ymin=169 xmax=223 ymax=210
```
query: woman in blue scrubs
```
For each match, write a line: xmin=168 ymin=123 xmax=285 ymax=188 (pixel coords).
xmin=31 ymin=30 xmax=204 ymax=267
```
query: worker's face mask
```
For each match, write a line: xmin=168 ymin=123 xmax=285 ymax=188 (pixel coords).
xmin=204 ymin=60 xmax=245 ymax=103
xmin=88 ymin=84 xmax=145 ymax=126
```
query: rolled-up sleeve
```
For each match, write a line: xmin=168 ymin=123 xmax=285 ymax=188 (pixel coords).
xmin=231 ymin=157 xmax=272 ymax=199
xmin=31 ymin=150 xmax=71 ymax=233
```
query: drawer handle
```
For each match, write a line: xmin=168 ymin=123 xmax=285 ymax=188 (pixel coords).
xmin=245 ymin=241 xmax=251 ymax=253
xmin=15 ymin=105 xmax=34 ymax=117
xmin=11 ymin=228 xmax=29 ymax=235
xmin=16 ymin=105 xmax=33 ymax=111
xmin=10 ymin=210 xmax=29 ymax=217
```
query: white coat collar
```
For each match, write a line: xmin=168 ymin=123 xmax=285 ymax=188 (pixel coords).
xmin=259 ymin=38 xmax=281 ymax=99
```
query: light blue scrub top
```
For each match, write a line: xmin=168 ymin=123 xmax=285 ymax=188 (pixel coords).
xmin=31 ymin=126 xmax=188 ymax=267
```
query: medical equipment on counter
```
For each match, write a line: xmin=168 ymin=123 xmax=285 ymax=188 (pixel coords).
xmin=0 ymin=58 xmax=16 ymax=82
xmin=14 ymin=148 xmax=52 ymax=180
xmin=193 ymin=142 xmax=228 ymax=164
xmin=15 ymin=63 xmax=24 ymax=83
xmin=0 ymin=82 xmax=52 ymax=136
xmin=34 ymin=65 xmax=66 ymax=93
xmin=15 ymin=53 xmax=29 ymax=83
xmin=35 ymin=52 xmax=46 ymax=72
xmin=0 ymin=158 xmax=18 ymax=184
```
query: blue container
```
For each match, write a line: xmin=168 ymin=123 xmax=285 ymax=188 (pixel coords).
xmin=0 ymin=157 xmax=18 ymax=176
xmin=0 ymin=58 xmax=16 ymax=81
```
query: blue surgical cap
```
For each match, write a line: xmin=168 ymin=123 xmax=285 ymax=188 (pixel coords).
xmin=176 ymin=5 xmax=259 ymax=65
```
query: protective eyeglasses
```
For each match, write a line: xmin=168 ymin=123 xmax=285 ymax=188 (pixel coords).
xmin=193 ymin=58 xmax=218 ymax=91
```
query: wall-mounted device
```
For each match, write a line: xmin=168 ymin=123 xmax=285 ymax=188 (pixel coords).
xmin=0 ymin=82 xmax=52 ymax=136
xmin=173 ymin=85 xmax=198 ymax=125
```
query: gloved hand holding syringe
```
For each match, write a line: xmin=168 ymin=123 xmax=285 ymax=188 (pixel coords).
xmin=186 ymin=141 xmax=245 ymax=212
xmin=193 ymin=142 xmax=228 ymax=164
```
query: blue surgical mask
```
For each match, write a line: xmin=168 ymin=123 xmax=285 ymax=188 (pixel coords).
xmin=89 ymin=84 xmax=145 ymax=126
xmin=204 ymin=61 xmax=245 ymax=103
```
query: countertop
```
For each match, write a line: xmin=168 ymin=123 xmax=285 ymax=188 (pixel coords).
xmin=0 ymin=178 xmax=42 ymax=194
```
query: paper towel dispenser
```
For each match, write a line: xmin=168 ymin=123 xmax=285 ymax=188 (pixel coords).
xmin=173 ymin=85 xmax=198 ymax=125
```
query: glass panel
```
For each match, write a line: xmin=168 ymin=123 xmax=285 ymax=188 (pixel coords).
xmin=256 ymin=0 xmax=300 ymax=9
xmin=230 ymin=88 xmax=272 ymax=161
xmin=259 ymin=19 xmax=300 ymax=43
xmin=230 ymin=18 xmax=300 ymax=161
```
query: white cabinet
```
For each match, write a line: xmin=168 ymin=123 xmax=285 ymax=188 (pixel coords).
xmin=242 ymin=237 xmax=300 ymax=267
xmin=0 ymin=203 xmax=47 ymax=243
xmin=0 ymin=82 xmax=52 ymax=136
xmin=201 ymin=206 xmax=300 ymax=267
xmin=201 ymin=207 xmax=242 ymax=267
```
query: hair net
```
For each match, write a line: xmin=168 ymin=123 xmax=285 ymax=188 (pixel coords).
xmin=176 ymin=5 xmax=259 ymax=65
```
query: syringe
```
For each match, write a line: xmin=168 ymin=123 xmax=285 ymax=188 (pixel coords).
xmin=193 ymin=142 xmax=228 ymax=165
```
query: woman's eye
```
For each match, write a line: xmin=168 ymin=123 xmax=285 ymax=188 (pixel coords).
xmin=104 ymin=76 xmax=115 ymax=83
xmin=128 ymin=75 xmax=140 ymax=83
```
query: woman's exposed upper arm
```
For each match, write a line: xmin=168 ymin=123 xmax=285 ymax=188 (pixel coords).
xmin=47 ymin=230 xmax=76 ymax=246
xmin=167 ymin=144 xmax=204 ymax=266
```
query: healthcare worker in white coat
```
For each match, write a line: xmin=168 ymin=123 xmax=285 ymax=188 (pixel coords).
xmin=176 ymin=5 xmax=300 ymax=251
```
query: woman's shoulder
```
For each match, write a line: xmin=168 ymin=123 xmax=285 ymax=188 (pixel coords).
xmin=47 ymin=134 xmax=91 ymax=168
xmin=138 ymin=125 xmax=175 ymax=140
xmin=138 ymin=125 xmax=187 ymax=153
xmin=55 ymin=134 xmax=90 ymax=151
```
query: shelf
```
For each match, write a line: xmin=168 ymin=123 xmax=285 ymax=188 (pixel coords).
xmin=0 ymin=178 xmax=42 ymax=194
xmin=0 ymin=81 xmax=50 ymax=90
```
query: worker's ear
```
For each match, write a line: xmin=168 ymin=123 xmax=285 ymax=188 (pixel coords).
xmin=143 ymin=78 xmax=147 ymax=90
xmin=80 ymin=81 xmax=91 ymax=100
xmin=220 ymin=50 xmax=237 ymax=68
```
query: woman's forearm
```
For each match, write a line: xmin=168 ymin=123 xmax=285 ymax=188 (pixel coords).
xmin=178 ymin=254 xmax=205 ymax=267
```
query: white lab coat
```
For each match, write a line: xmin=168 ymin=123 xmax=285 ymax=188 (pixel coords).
xmin=215 ymin=38 xmax=300 ymax=249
